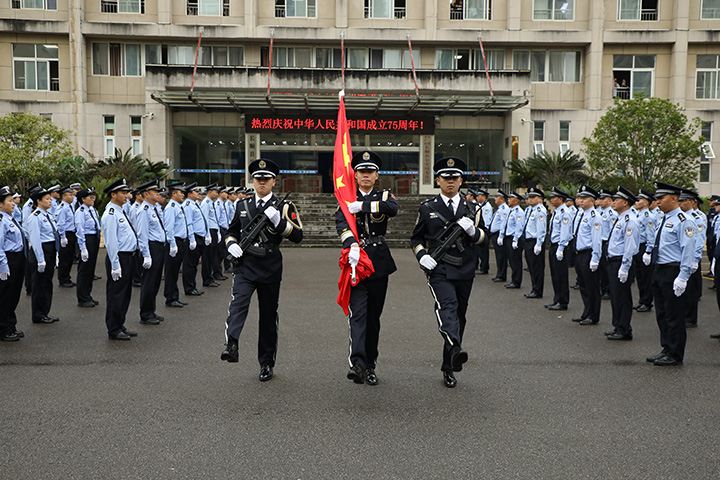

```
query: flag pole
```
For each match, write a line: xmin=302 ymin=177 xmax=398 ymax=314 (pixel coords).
xmin=189 ymin=26 xmax=204 ymax=95
xmin=477 ymin=32 xmax=494 ymax=97
xmin=340 ymin=31 xmax=346 ymax=92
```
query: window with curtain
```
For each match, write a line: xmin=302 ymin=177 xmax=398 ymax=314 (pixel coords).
xmin=435 ymin=50 xmax=454 ymax=69
xmin=348 ymin=49 xmax=368 ymax=68
xmin=285 ymin=0 xmax=316 ymax=17
xmin=533 ymin=0 xmax=573 ymax=20
xmin=464 ymin=0 xmax=488 ymax=19
xmin=613 ymin=54 xmax=655 ymax=98
xmin=124 ymin=44 xmax=141 ymax=76
xmin=515 ymin=50 xmax=580 ymax=82
xmin=696 ymin=55 xmax=720 ymax=99
xmin=703 ymin=0 xmax=720 ymax=18
xmin=118 ymin=0 xmax=141 ymax=13
xmin=168 ymin=46 xmax=196 ymax=65
xmin=618 ymin=0 xmax=640 ymax=20
xmin=366 ymin=0 xmax=391 ymax=18
xmin=13 ymin=43 xmax=59 ymax=91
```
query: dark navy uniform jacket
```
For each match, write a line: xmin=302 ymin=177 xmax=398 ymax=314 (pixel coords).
xmin=225 ymin=194 xmax=303 ymax=283
xmin=410 ymin=195 xmax=487 ymax=281
xmin=335 ymin=188 xmax=398 ymax=280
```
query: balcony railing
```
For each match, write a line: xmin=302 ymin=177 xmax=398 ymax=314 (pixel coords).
xmin=394 ymin=6 xmax=405 ymax=19
xmin=640 ymin=8 xmax=658 ymax=21
xmin=275 ymin=5 xmax=285 ymax=17
xmin=450 ymin=8 xmax=462 ymax=19
xmin=614 ymin=86 xmax=630 ymax=99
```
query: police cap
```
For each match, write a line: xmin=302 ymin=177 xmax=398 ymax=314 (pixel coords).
xmin=550 ymin=186 xmax=570 ymax=200
xmin=654 ymin=181 xmax=682 ymax=198
xmin=526 ymin=186 xmax=545 ymax=199
xmin=613 ymin=186 xmax=637 ymax=205
xmin=249 ymin=159 xmax=280 ymax=178
xmin=104 ymin=178 xmax=132 ymax=195
xmin=577 ymin=185 xmax=599 ymax=199
xmin=352 ymin=151 xmax=381 ymax=171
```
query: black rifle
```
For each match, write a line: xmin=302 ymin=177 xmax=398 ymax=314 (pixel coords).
xmin=226 ymin=192 xmax=291 ymax=264
xmin=421 ymin=221 xmax=466 ymax=274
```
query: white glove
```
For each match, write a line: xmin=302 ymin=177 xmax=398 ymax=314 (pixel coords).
xmin=348 ymin=201 xmax=363 ymax=214
xmin=60 ymin=237 xmax=68 ymax=248
xmin=263 ymin=205 xmax=281 ymax=227
xmin=38 ymin=261 xmax=46 ymax=273
xmin=169 ymin=246 xmax=178 ymax=258
xmin=205 ymin=236 xmax=211 ymax=246
xmin=642 ymin=252 xmax=652 ymax=266
xmin=228 ymin=243 xmax=243 ymax=259
xmin=419 ymin=254 xmax=437 ymax=271
xmin=0 ymin=270 xmax=9 ymax=281
xmin=456 ymin=217 xmax=475 ymax=236
xmin=512 ymin=240 xmax=518 ymax=250
xmin=589 ymin=261 xmax=599 ymax=272
xmin=691 ymin=261 xmax=698 ymax=273
xmin=673 ymin=277 xmax=687 ymax=297
xmin=618 ymin=268 xmax=629 ymax=283
xmin=497 ymin=236 xmax=504 ymax=247
xmin=142 ymin=256 xmax=152 ymax=269
xmin=349 ymin=244 xmax=360 ymax=268
xmin=533 ymin=244 xmax=541 ymax=256
xmin=216 ymin=234 xmax=222 ymax=244
xmin=189 ymin=240 xmax=197 ymax=251
xmin=111 ymin=268 xmax=122 ymax=281
xmin=712 ymin=259 xmax=716 ymax=275
xmin=81 ymin=249 xmax=89 ymax=262
xmin=556 ymin=248 xmax=564 ymax=261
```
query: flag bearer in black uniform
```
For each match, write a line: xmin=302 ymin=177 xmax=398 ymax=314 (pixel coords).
xmin=221 ymin=159 xmax=303 ymax=382
xmin=136 ymin=179 xmax=168 ymax=325
xmin=336 ymin=151 xmax=398 ymax=386
xmin=410 ymin=157 xmax=488 ymax=388
xmin=27 ymin=186 xmax=61 ymax=324
xmin=0 ymin=186 xmax=26 ymax=341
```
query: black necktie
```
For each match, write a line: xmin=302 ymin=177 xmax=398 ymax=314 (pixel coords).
xmin=122 ymin=210 xmax=139 ymax=250
xmin=447 ymin=199 xmax=453 ymax=215
xmin=574 ymin=211 xmax=585 ymax=237
xmin=155 ymin=206 xmax=166 ymax=237
xmin=180 ymin=205 xmax=189 ymax=238
xmin=47 ymin=212 xmax=60 ymax=251
xmin=11 ymin=217 xmax=27 ymax=255
xmin=651 ymin=216 xmax=666 ymax=264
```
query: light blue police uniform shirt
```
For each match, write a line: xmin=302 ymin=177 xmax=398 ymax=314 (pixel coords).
xmin=55 ymin=200 xmax=76 ymax=239
xmin=27 ymin=208 xmax=59 ymax=264
xmin=600 ymin=206 xmax=618 ymax=241
xmin=550 ymin=204 xmax=572 ymax=249
xmin=575 ymin=207 xmax=603 ymax=263
xmin=184 ymin=199 xmax=207 ymax=238
xmin=690 ymin=209 xmax=706 ymax=262
xmin=21 ymin=199 xmax=34 ymax=239
xmin=12 ymin=203 xmax=22 ymax=224
xmin=136 ymin=201 xmax=167 ymax=258
xmin=201 ymin=197 xmax=219 ymax=231
xmin=607 ymin=211 xmax=640 ymax=272
xmin=101 ymin=202 xmax=138 ymax=271
xmin=215 ymin=198 xmax=229 ymax=229
xmin=0 ymin=211 xmax=24 ymax=272
xmin=74 ymin=205 xmax=100 ymax=250
xmin=503 ymin=205 xmax=523 ymax=242
xmin=635 ymin=208 xmax=651 ymax=244
xmin=225 ymin=199 xmax=236 ymax=224
xmin=646 ymin=207 xmax=695 ymax=281
xmin=480 ymin=201 xmax=493 ymax=228
xmin=164 ymin=199 xmax=189 ymax=247
xmin=490 ymin=203 xmax=509 ymax=234
xmin=524 ymin=204 xmax=547 ymax=244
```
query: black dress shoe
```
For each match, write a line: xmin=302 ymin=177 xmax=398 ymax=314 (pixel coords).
xmin=93 ymin=275 xmax=102 ymax=280
xmin=91 ymin=299 xmax=99 ymax=306
xmin=601 ymin=293 xmax=610 ymax=300
xmin=443 ymin=371 xmax=457 ymax=388
xmin=450 ymin=346 xmax=468 ymax=372
xmin=347 ymin=365 xmax=365 ymax=384
xmin=213 ymin=275 xmax=228 ymax=281
xmin=14 ymin=330 xmax=24 ymax=338
xmin=632 ymin=304 xmax=641 ymax=310
xmin=109 ymin=332 xmax=131 ymax=341
xmin=646 ymin=351 xmax=667 ymax=363
xmin=504 ymin=283 xmax=520 ymax=289
xmin=710 ymin=332 xmax=720 ymax=339
xmin=178 ymin=300 xmax=189 ymax=306
xmin=636 ymin=304 xmax=652 ymax=312
xmin=221 ymin=339 xmax=239 ymax=362
xmin=491 ymin=277 xmax=506 ymax=283
xmin=524 ymin=292 xmax=542 ymax=299
xmin=571 ymin=317 xmax=585 ymax=322
xmin=365 ymin=368 xmax=378 ymax=386
xmin=604 ymin=329 xmax=617 ymax=336
xmin=685 ymin=323 xmax=698 ymax=328
xmin=548 ymin=304 xmax=568 ymax=311
xmin=544 ymin=302 xmax=557 ymax=308
xmin=78 ymin=300 xmax=96 ymax=308
xmin=259 ymin=365 xmax=273 ymax=381
xmin=0 ymin=332 xmax=20 ymax=342
xmin=579 ymin=318 xmax=598 ymax=325
xmin=140 ymin=317 xmax=160 ymax=325
xmin=123 ymin=330 xmax=138 ymax=337
xmin=186 ymin=289 xmax=205 ymax=296
xmin=154 ymin=314 xmax=165 ymax=322
xmin=132 ymin=281 xmax=142 ymax=287
xmin=571 ymin=283 xmax=580 ymax=290
xmin=607 ymin=332 xmax=633 ymax=341
xmin=59 ymin=282 xmax=76 ymax=288
xmin=165 ymin=300 xmax=184 ymax=308
xmin=204 ymin=282 xmax=220 ymax=287
xmin=654 ymin=354 xmax=683 ymax=366
xmin=476 ymin=270 xmax=488 ymax=275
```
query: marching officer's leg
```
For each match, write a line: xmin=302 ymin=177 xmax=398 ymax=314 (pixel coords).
xmin=0 ymin=251 xmax=24 ymax=337
xmin=31 ymin=243 xmax=56 ymax=323
xmin=684 ymin=268 xmax=701 ymax=327
xmin=164 ymin=238 xmax=186 ymax=305
xmin=479 ymin=237 xmax=489 ymax=273
xmin=347 ymin=281 xmax=369 ymax=371
xmin=365 ymin=277 xmax=388 ymax=370
xmin=204 ymin=229 xmax=219 ymax=285
xmin=58 ymin=230 xmax=77 ymax=286
xmin=105 ymin=253 xmax=133 ymax=336
xmin=183 ymin=234 xmax=203 ymax=293
xmin=607 ymin=260 xmax=621 ymax=333
xmin=257 ymin=280 xmax=282 ymax=369
xmin=654 ymin=266 xmax=687 ymax=362
xmin=222 ymin=273 xmax=256 ymax=362
xmin=549 ymin=243 xmax=561 ymax=305
xmin=427 ymin=274 xmax=462 ymax=373
xmin=76 ymin=234 xmax=99 ymax=304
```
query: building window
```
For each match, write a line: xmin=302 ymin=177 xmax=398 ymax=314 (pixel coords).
xmin=450 ymin=0 xmax=492 ymax=20
xmin=100 ymin=0 xmax=145 ymax=13
xmin=696 ymin=55 xmax=720 ymax=99
xmin=559 ymin=121 xmax=570 ymax=153
xmin=618 ymin=0 xmax=658 ymax=21
xmin=533 ymin=0 xmax=573 ymax=20
xmin=700 ymin=121 xmax=714 ymax=183
xmin=92 ymin=43 xmax=142 ymax=76
xmin=513 ymin=50 xmax=581 ymax=83
xmin=12 ymin=44 xmax=59 ymax=91
xmin=364 ymin=0 xmax=406 ymax=19
xmin=702 ymin=0 xmax=720 ymax=19
xmin=187 ymin=0 xmax=230 ymax=16
xmin=613 ymin=54 xmax=654 ymax=99
xmin=315 ymin=48 xmax=343 ymax=68
xmin=104 ymin=116 xmax=115 ymax=158
xmin=131 ymin=116 xmax=142 ymax=156
xmin=275 ymin=0 xmax=317 ymax=18
xmin=11 ymin=0 xmax=56 ymax=9
xmin=473 ymin=50 xmax=505 ymax=70
xmin=534 ymin=120 xmax=545 ymax=154
xmin=436 ymin=49 xmax=471 ymax=69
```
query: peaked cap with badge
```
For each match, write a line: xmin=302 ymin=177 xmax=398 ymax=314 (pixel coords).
xmin=249 ymin=158 xmax=280 ymax=178
xmin=434 ymin=157 xmax=466 ymax=177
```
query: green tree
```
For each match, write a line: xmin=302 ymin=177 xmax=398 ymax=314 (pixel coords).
xmin=581 ymin=94 xmax=704 ymax=191
xmin=507 ymin=157 xmax=536 ymax=189
xmin=0 ymin=112 xmax=74 ymax=194
xmin=89 ymin=147 xmax=168 ymax=185
xmin=508 ymin=150 xmax=587 ymax=191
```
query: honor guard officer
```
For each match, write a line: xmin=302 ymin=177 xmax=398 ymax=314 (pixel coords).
xmin=572 ymin=185 xmax=603 ymax=326
xmin=200 ymin=183 xmax=222 ymax=287
xmin=678 ymin=189 xmax=705 ymax=328
xmin=633 ymin=189 xmax=655 ymax=313
xmin=604 ymin=187 xmax=640 ymax=340
xmin=337 ymin=151 xmax=398 ymax=386
xmin=490 ymin=189 xmax=510 ymax=283
xmin=101 ymin=178 xmax=138 ymax=340
xmin=183 ymin=183 xmax=208 ymax=297
xmin=475 ymin=188 xmax=493 ymax=275
xmin=642 ymin=182 xmax=696 ymax=366
xmin=221 ymin=158 xmax=303 ymax=382
xmin=546 ymin=187 xmax=573 ymax=311
xmin=55 ymin=185 xmax=77 ymax=288
xmin=26 ymin=186 xmax=61 ymax=324
xmin=598 ymin=189 xmax=618 ymax=300
xmin=136 ymin=179 xmax=167 ymax=326
xmin=75 ymin=187 xmax=101 ymax=307
xmin=504 ymin=191 xmax=525 ymax=289
xmin=163 ymin=181 xmax=193 ymax=308
xmin=523 ymin=187 xmax=547 ymax=299
xmin=0 ymin=186 xmax=26 ymax=341
xmin=410 ymin=157 xmax=488 ymax=388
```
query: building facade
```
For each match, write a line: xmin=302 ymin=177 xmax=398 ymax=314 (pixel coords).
xmin=2 ymin=0 xmax=720 ymax=195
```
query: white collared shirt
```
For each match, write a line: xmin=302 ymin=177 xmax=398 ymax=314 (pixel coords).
xmin=254 ymin=193 xmax=273 ymax=207
xmin=440 ymin=193 xmax=461 ymax=215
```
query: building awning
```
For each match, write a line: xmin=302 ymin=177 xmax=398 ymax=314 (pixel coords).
xmin=150 ymin=90 xmax=528 ymax=117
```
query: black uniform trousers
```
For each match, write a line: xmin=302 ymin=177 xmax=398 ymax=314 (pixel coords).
xmin=575 ymin=249 xmax=600 ymax=322
xmin=105 ymin=252 xmax=134 ymax=336
xmin=427 ymin=272 xmax=473 ymax=372
xmin=492 ymin=233 xmax=507 ymax=280
xmin=607 ymin=258 xmax=635 ymax=336
xmin=714 ymin=264 xmax=720 ymax=311
xmin=0 ymin=251 xmax=25 ymax=335
xmin=684 ymin=268 xmax=702 ymax=326
xmin=652 ymin=264 xmax=688 ymax=361
xmin=506 ymin=238 xmax=524 ymax=286
xmin=203 ymin=229 xmax=220 ymax=285
xmin=634 ymin=243 xmax=653 ymax=307
xmin=164 ymin=237 xmax=187 ymax=304
xmin=478 ymin=238 xmax=490 ymax=272
xmin=347 ymin=276 xmax=389 ymax=370
xmin=24 ymin=254 xmax=34 ymax=294
xmin=76 ymin=233 xmax=99 ymax=304
xmin=220 ymin=227 xmax=231 ymax=272
xmin=567 ymin=238 xmax=576 ymax=268
xmin=140 ymin=241 xmax=165 ymax=320
xmin=30 ymin=242 xmax=56 ymax=322
xmin=132 ymin=251 xmax=143 ymax=285
xmin=214 ymin=228 xmax=226 ymax=276
xmin=524 ymin=239 xmax=545 ymax=296
xmin=225 ymin=273 xmax=281 ymax=368
xmin=599 ymin=240 xmax=610 ymax=295
xmin=183 ymin=234 xmax=204 ymax=294
xmin=549 ymin=243 xmax=569 ymax=306
xmin=57 ymin=230 xmax=77 ymax=285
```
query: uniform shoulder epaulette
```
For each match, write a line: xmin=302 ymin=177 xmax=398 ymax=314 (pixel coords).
xmin=143 ymin=205 xmax=149 ymax=210
xmin=590 ymin=210 xmax=596 ymax=217
xmin=678 ymin=212 xmax=686 ymax=221
xmin=33 ymin=210 xmax=40 ymax=216
xmin=624 ymin=214 xmax=630 ymax=221
xmin=692 ymin=211 xmax=699 ymax=218
xmin=644 ymin=211 xmax=649 ymax=217
xmin=421 ymin=198 xmax=433 ymax=205
xmin=108 ymin=207 xmax=115 ymax=215
xmin=170 ymin=202 xmax=175 ymax=207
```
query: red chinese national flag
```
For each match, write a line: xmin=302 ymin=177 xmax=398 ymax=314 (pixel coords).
xmin=333 ymin=91 xmax=358 ymax=240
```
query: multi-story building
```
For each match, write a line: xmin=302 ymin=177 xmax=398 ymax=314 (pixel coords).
xmin=2 ymin=0 xmax=720 ymax=195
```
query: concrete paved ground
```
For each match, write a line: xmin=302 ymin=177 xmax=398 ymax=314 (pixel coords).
xmin=2 ymin=248 xmax=720 ymax=479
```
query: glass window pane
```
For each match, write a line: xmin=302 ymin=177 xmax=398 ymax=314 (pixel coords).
xmin=513 ymin=51 xmax=530 ymax=70
xmin=316 ymin=48 xmax=331 ymax=68
xmin=702 ymin=122 xmax=713 ymax=141
xmin=371 ymin=0 xmax=390 ymax=18
xmin=131 ymin=117 xmax=142 ymax=136
xmin=383 ymin=49 xmax=402 ymax=68
xmin=92 ymin=43 xmax=109 ymax=75
xmin=197 ymin=46 xmax=212 ymax=66
xmin=613 ymin=55 xmax=633 ymax=68
xmin=559 ymin=121 xmax=570 ymax=141
xmin=435 ymin=49 xmax=453 ymax=69
xmin=200 ymin=0 xmax=220 ymax=15
xmin=124 ymin=44 xmax=141 ymax=75
xmin=13 ymin=44 xmax=36 ymax=58
xmin=229 ymin=47 xmax=243 ymax=65
xmin=465 ymin=0 xmax=486 ymax=19
xmin=533 ymin=0 xmax=552 ymax=19
xmin=702 ymin=0 xmax=720 ymax=19
xmin=119 ymin=0 xmax=140 ymax=12
xmin=145 ymin=45 xmax=161 ymax=64
xmin=14 ymin=60 xmax=36 ymax=89
xmin=634 ymin=55 xmax=655 ymax=68
xmin=210 ymin=47 xmax=226 ymax=66
xmin=273 ymin=47 xmax=288 ymax=67
xmin=37 ymin=44 xmax=58 ymax=59
xmin=37 ymin=61 xmax=48 ymax=90
xmin=563 ymin=51 xmax=578 ymax=82
xmin=632 ymin=71 xmax=652 ymax=97
xmin=554 ymin=0 xmax=573 ymax=19
xmin=132 ymin=138 xmax=141 ymax=156
xmin=534 ymin=121 xmax=545 ymax=141
xmin=531 ymin=51 xmax=546 ymax=81
xmin=349 ymin=48 xmax=367 ymax=68
xmin=401 ymin=49 xmax=419 ymax=69
xmin=697 ymin=54 xmax=717 ymax=69
xmin=23 ymin=0 xmax=43 ymax=8
xmin=105 ymin=139 xmax=114 ymax=157
xmin=548 ymin=51 xmax=565 ymax=82
xmin=294 ymin=47 xmax=312 ymax=67
xmin=618 ymin=0 xmax=640 ymax=19
xmin=308 ymin=0 xmax=316 ymax=16
xmin=697 ymin=71 xmax=717 ymax=99
xmin=287 ymin=0 xmax=306 ymax=16
xmin=104 ymin=116 xmax=115 ymax=135
xmin=700 ymin=163 xmax=710 ymax=183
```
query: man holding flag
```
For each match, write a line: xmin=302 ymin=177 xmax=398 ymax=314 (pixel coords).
xmin=336 ymin=150 xmax=398 ymax=386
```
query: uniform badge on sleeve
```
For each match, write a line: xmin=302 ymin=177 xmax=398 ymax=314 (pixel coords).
xmin=685 ymin=227 xmax=694 ymax=237
xmin=626 ymin=228 xmax=632 ymax=236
